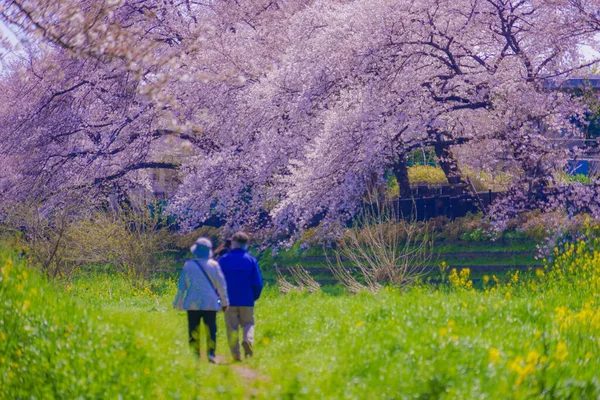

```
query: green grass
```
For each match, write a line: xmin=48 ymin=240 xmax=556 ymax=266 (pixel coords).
xmin=3 ymin=235 xmax=600 ymax=398
xmin=0 ymin=252 xmax=247 ymax=399
xmin=261 ymin=238 xmax=540 ymax=284
xmin=433 ymin=239 xmax=538 ymax=253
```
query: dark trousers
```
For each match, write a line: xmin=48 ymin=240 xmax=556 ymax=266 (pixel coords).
xmin=187 ymin=310 xmax=217 ymax=357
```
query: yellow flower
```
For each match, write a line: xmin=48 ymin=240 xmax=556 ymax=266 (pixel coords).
xmin=535 ymin=268 xmax=545 ymax=277
xmin=523 ymin=363 xmax=536 ymax=375
xmin=555 ymin=343 xmax=568 ymax=361
xmin=526 ymin=350 xmax=540 ymax=365
xmin=488 ymin=348 xmax=501 ymax=364
xmin=0 ymin=332 xmax=5 ymax=341
xmin=261 ymin=337 xmax=271 ymax=345
xmin=555 ymin=306 xmax=568 ymax=319
xmin=511 ymin=271 xmax=519 ymax=283
xmin=508 ymin=356 xmax=524 ymax=373
xmin=439 ymin=327 xmax=448 ymax=337
xmin=1 ymin=262 xmax=11 ymax=277
xmin=356 ymin=321 xmax=364 ymax=327
xmin=22 ymin=299 xmax=31 ymax=312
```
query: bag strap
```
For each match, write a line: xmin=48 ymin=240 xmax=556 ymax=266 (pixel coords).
xmin=193 ymin=260 xmax=220 ymax=300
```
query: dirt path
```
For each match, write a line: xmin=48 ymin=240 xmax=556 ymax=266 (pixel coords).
xmin=211 ymin=355 xmax=269 ymax=399
xmin=213 ymin=355 xmax=269 ymax=386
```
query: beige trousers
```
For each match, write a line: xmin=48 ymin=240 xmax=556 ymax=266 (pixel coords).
xmin=224 ymin=306 xmax=254 ymax=360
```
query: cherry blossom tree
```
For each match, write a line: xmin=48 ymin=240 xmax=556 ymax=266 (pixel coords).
xmin=1 ymin=0 xmax=600 ymax=237
xmin=172 ymin=0 xmax=600 ymax=233
xmin=0 ymin=1 xmax=308 ymax=205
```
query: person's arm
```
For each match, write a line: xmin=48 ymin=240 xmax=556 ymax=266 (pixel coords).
xmin=172 ymin=266 xmax=189 ymax=310
xmin=251 ymin=258 xmax=263 ymax=301
xmin=212 ymin=264 xmax=229 ymax=309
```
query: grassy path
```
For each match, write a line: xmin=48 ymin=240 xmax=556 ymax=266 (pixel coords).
xmin=6 ymin=244 xmax=600 ymax=399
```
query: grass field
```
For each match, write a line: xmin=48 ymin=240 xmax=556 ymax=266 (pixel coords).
xmin=2 ymin=233 xmax=600 ymax=399
xmin=261 ymin=237 xmax=541 ymax=284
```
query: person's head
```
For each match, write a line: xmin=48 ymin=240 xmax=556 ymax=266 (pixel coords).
xmin=190 ymin=237 xmax=213 ymax=259
xmin=231 ymin=231 xmax=250 ymax=249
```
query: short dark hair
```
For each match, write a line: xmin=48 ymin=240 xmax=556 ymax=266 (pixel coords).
xmin=232 ymin=231 xmax=250 ymax=244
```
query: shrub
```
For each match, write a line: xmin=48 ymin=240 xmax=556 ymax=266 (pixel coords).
xmin=462 ymin=166 xmax=513 ymax=192
xmin=408 ymin=165 xmax=448 ymax=185
xmin=328 ymin=194 xmax=433 ymax=292
xmin=68 ymin=202 xmax=175 ymax=283
xmin=1 ymin=199 xmax=87 ymax=279
xmin=172 ymin=225 xmax=222 ymax=253
xmin=556 ymin=171 xmax=593 ymax=185
xmin=435 ymin=213 xmax=490 ymax=241
xmin=386 ymin=174 xmax=400 ymax=198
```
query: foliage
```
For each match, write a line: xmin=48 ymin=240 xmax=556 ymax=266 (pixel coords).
xmin=545 ymin=219 xmax=600 ymax=292
xmin=518 ymin=210 xmax=570 ymax=242
xmin=459 ymin=227 xmax=494 ymax=242
xmin=407 ymin=147 xmax=437 ymax=166
xmin=275 ymin=264 xmax=321 ymax=294
xmin=171 ymin=225 xmax=223 ymax=254
xmin=428 ymin=213 xmax=492 ymax=242
xmin=407 ymin=165 xmax=448 ymax=185
xmin=387 ymin=164 xmax=513 ymax=193
xmin=522 ymin=212 xmax=599 ymax=261
xmin=1 ymin=1 xmax=599 ymax=236
xmin=327 ymin=195 xmax=433 ymax=292
xmin=1 ymin=200 xmax=188 ymax=283
xmin=462 ymin=166 xmax=514 ymax=192
xmin=557 ymin=172 xmax=593 ymax=185
xmin=0 ymin=251 xmax=247 ymax=399
xmin=4 ymin=231 xmax=600 ymax=398
xmin=0 ymin=198 xmax=88 ymax=279
xmin=67 ymin=202 xmax=176 ymax=283
xmin=386 ymin=173 xmax=400 ymax=198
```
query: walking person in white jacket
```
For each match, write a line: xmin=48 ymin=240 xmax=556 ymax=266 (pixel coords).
xmin=173 ymin=237 xmax=229 ymax=363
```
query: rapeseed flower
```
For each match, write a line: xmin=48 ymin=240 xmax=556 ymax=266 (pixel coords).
xmin=526 ymin=350 xmax=540 ymax=364
xmin=489 ymin=348 xmax=501 ymax=364
xmin=555 ymin=343 xmax=568 ymax=361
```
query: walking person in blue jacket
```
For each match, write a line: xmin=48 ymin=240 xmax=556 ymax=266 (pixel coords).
xmin=218 ymin=232 xmax=263 ymax=361
xmin=173 ymin=237 xmax=229 ymax=363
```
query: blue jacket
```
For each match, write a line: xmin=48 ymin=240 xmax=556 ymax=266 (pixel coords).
xmin=218 ymin=248 xmax=263 ymax=306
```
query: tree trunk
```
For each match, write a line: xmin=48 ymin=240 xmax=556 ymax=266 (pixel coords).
xmin=433 ymin=141 xmax=467 ymax=189
xmin=393 ymin=153 xmax=411 ymax=197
